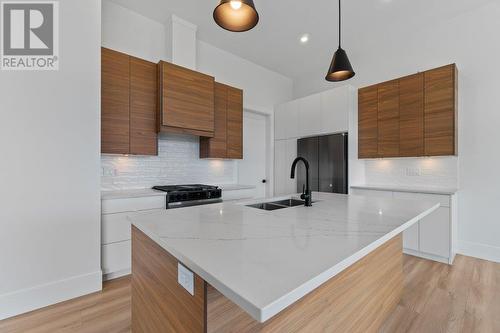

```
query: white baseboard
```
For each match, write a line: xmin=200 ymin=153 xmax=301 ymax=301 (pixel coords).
xmin=103 ymin=268 xmax=131 ymax=281
xmin=0 ymin=270 xmax=102 ymax=320
xmin=458 ymin=241 xmax=500 ymax=263
xmin=403 ymin=248 xmax=451 ymax=265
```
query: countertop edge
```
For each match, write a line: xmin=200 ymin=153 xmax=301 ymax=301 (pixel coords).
xmin=131 ymin=202 xmax=441 ymax=323
xmin=350 ymin=185 xmax=458 ymax=195
xmin=257 ymin=202 xmax=441 ymax=322
xmin=102 ymin=184 xmax=257 ymax=200
xmin=101 ymin=190 xmax=167 ymax=200
xmin=218 ymin=184 xmax=257 ymax=191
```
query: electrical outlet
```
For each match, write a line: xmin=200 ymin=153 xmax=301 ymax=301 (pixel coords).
xmin=102 ymin=167 xmax=118 ymax=177
xmin=178 ymin=263 xmax=194 ymax=295
xmin=405 ymin=168 xmax=421 ymax=177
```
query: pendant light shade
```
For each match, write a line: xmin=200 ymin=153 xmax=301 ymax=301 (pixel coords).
xmin=213 ymin=0 xmax=259 ymax=32
xmin=325 ymin=0 xmax=355 ymax=82
xmin=325 ymin=47 xmax=355 ymax=82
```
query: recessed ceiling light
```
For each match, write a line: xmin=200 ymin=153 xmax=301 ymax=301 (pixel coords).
xmin=299 ymin=34 xmax=310 ymax=44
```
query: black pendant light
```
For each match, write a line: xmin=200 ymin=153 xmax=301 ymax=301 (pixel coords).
xmin=325 ymin=0 xmax=355 ymax=82
xmin=213 ymin=0 xmax=259 ymax=32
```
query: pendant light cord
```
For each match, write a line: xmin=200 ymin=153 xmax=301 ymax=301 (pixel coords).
xmin=338 ymin=0 xmax=342 ymax=48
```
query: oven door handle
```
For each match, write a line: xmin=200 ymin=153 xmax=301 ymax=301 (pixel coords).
xmin=166 ymin=198 xmax=223 ymax=209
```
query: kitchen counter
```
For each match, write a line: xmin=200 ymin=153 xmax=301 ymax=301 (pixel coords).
xmin=130 ymin=192 xmax=440 ymax=323
xmin=218 ymin=184 xmax=256 ymax=191
xmin=101 ymin=188 xmax=167 ymax=200
xmin=351 ymin=184 xmax=458 ymax=195
xmin=101 ymin=184 xmax=256 ymax=200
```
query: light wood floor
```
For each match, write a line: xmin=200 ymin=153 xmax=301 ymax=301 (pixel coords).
xmin=1 ymin=255 xmax=498 ymax=333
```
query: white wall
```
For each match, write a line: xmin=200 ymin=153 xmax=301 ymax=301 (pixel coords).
xmin=295 ymin=2 xmax=500 ymax=262
xmin=101 ymin=1 xmax=293 ymax=191
xmin=102 ymin=0 xmax=168 ymax=62
xmin=197 ymin=40 xmax=293 ymax=114
xmin=0 ymin=1 xmax=102 ymax=319
xmin=171 ymin=15 xmax=197 ymax=70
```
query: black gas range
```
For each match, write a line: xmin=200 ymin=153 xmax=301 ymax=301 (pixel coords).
xmin=152 ymin=184 xmax=222 ymax=209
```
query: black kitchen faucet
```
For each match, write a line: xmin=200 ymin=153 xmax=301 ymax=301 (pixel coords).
xmin=290 ymin=157 xmax=312 ymax=207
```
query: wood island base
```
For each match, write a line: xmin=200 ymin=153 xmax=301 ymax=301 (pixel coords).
xmin=132 ymin=226 xmax=403 ymax=333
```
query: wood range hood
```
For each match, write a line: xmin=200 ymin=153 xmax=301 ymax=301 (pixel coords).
xmin=157 ymin=60 xmax=216 ymax=138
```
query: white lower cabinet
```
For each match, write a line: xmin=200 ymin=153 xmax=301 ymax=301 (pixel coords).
xmin=101 ymin=195 xmax=166 ymax=280
xmin=102 ymin=212 xmax=134 ymax=244
xmin=403 ymin=223 xmax=419 ymax=252
xmin=419 ymin=207 xmax=450 ymax=259
xmin=102 ymin=241 xmax=131 ymax=279
xmin=351 ymin=187 xmax=457 ymax=264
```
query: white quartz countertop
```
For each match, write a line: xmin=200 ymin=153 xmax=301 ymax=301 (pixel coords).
xmin=101 ymin=184 xmax=256 ymax=200
xmin=101 ymin=188 xmax=167 ymax=200
xmin=218 ymin=184 xmax=256 ymax=191
xmin=351 ymin=184 xmax=458 ymax=195
xmin=130 ymin=192 xmax=440 ymax=322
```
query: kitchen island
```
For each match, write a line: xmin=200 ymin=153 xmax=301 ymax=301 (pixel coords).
xmin=130 ymin=192 xmax=440 ymax=332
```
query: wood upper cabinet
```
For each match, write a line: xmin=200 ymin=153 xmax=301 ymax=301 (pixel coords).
xmin=226 ymin=86 xmax=243 ymax=159
xmin=200 ymin=83 xmax=243 ymax=159
xmin=200 ymin=83 xmax=228 ymax=158
xmin=424 ymin=64 xmax=457 ymax=156
xmin=358 ymin=86 xmax=378 ymax=158
xmin=358 ymin=64 xmax=457 ymax=158
xmin=399 ymin=73 xmax=424 ymax=157
xmin=158 ymin=61 xmax=215 ymax=137
xmin=130 ymin=57 xmax=158 ymax=155
xmin=101 ymin=48 xmax=130 ymax=154
xmin=377 ymin=80 xmax=400 ymax=157
xmin=101 ymin=48 xmax=158 ymax=156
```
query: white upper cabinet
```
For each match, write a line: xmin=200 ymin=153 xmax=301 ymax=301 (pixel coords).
xmin=285 ymin=101 xmax=299 ymax=139
xmin=275 ymin=86 xmax=353 ymax=141
xmin=275 ymin=101 xmax=299 ymax=140
xmin=274 ymin=86 xmax=353 ymax=197
xmin=274 ymin=104 xmax=287 ymax=140
xmin=298 ymin=94 xmax=322 ymax=137
xmin=321 ymin=86 xmax=350 ymax=134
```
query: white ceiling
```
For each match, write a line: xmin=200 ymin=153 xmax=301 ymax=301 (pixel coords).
xmin=108 ymin=0 xmax=494 ymax=80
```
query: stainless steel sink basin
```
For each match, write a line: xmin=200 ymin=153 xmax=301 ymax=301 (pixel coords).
xmin=246 ymin=202 xmax=287 ymax=211
xmin=269 ymin=199 xmax=305 ymax=207
xmin=246 ymin=198 xmax=306 ymax=211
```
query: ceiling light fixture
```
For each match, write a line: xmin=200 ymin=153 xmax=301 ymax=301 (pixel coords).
xmin=230 ymin=1 xmax=242 ymax=10
xmin=299 ymin=34 xmax=310 ymax=44
xmin=325 ymin=0 xmax=355 ymax=82
xmin=213 ymin=0 xmax=259 ymax=32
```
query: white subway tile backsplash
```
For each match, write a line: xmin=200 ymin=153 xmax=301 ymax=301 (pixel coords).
xmin=101 ymin=134 xmax=236 ymax=190
xmin=364 ymin=156 xmax=458 ymax=188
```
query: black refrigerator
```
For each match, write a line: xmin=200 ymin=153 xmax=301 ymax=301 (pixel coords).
xmin=296 ymin=133 xmax=348 ymax=194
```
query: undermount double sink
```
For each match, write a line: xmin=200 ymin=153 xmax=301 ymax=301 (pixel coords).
xmin=246 ymin=199 xmax=306 ymax=211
